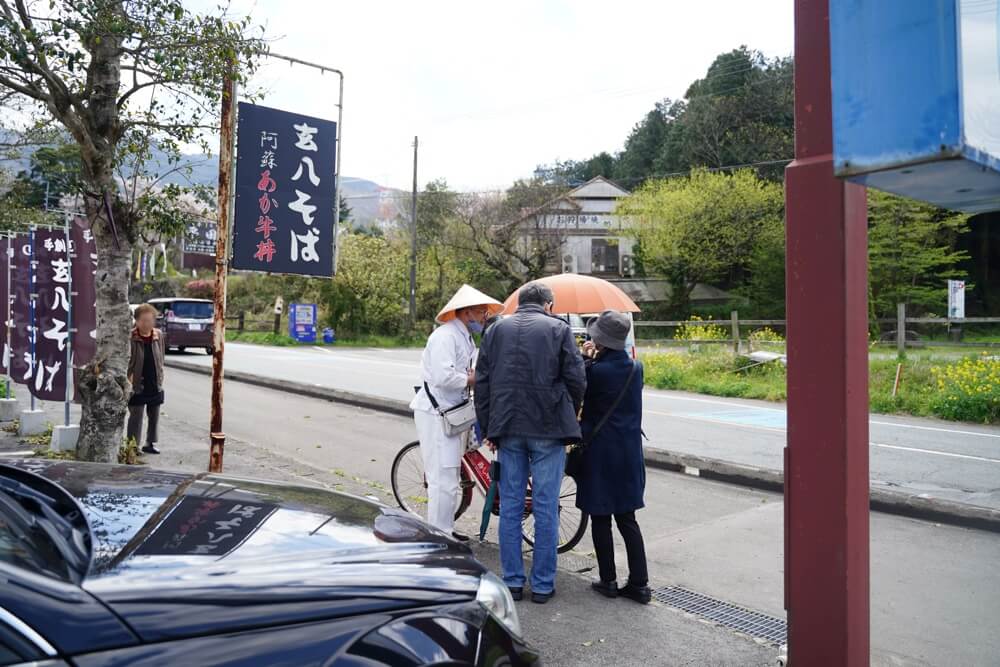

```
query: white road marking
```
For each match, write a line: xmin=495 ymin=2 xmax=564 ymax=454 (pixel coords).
xmin=309 ymin=347 xmax=419 ymax=369
xmin=648 ymin=409 xmax=1000 ymax=464
xmin=644 ymin=391 xmax=1000 ymax=439
xmin=872 ymin=443 xmax=1000 ymax=464
xmin=869 ymin=421 xmax=1000 ymax=440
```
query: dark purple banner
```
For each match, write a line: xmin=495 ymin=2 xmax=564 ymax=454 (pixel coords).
xmin=70 ymin=218 xmax=97 ymax=368
xmin=9 ymin=234 xmax=32 ymax=386
xmin=231 ymin=102 xmax=337 ymax=277
xmin=29 ymin=229 xmax=69 ymax=401
xmin=0 ymin=237 xmax=8 ymax=380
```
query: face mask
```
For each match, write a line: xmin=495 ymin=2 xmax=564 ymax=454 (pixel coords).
xmin=467 ymin=320 xmax=484 ymax=334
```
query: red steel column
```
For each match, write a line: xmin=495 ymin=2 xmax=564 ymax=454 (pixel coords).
xmin=785 ymin=0 xmax=870 ymax=664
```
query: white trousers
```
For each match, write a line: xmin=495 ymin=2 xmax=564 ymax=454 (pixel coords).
xmin=413 ymin=409 xmax=462 ymax=534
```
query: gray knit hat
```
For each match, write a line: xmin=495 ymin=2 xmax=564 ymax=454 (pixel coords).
xmin=587 ymin=310 xmax=630 ymax=351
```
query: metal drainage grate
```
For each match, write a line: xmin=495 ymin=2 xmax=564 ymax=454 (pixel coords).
xmin=652 ymin=586 xmax=787 ymax=645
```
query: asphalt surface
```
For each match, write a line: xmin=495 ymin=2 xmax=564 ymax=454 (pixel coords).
xmin=172 ymin=343 xmax=1000 ymax=510
xmin=152 ymin=366 xmax=1000 ymax=667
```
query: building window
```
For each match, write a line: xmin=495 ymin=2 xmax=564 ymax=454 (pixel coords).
xmin=591 ymin=238 xmax=620 ymax=274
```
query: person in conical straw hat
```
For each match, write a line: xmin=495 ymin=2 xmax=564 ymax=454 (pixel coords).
xmin=409 ymin=284 xmax=503 ymax=539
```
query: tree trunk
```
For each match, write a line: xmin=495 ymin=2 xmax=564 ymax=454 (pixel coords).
xmin=76 ymin=197 xmax=133 ymax=463
xmin=74 ymin=3 xmax=129 ymax=463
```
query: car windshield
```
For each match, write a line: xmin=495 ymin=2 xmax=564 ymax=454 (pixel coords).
xmin=170 ymin=301 xmax=213 ymax=319
xmin=0 ymin=491 xmax=74 ymax=582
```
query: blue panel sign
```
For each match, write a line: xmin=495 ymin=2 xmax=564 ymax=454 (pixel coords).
xmin=830 ymin=0 xmax=1000 ymax=213
xmin=288 ymin=303 xmax=318 ymax=343
xmin=232 ymin=103 xmax=337 ymax=276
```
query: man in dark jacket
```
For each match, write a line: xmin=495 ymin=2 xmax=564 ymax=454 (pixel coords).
xmin=475 ymin=282 xmax=586 ymax=603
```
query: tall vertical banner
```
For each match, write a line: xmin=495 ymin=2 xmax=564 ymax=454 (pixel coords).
xmin=71 ymin=218 xmax=98 ymax=368
xmin=30 ymin=229 xmax=69 ymax=401
xmin=231 ymin=103 xmax=337 ymax=277
xmin=9 ymin=234 xmax=31 ymax=385
xmin=0 ymin=237 xmax=9 ymax=376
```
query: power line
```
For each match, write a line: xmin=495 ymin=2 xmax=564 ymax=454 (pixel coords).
xmin=340 ymin=157 xmax=793 ymax=202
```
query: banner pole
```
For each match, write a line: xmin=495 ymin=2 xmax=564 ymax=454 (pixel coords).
xmin=5 ymin=234 xmax=11 ymax=400
xmin=28 ymin=226 xmax=35 ymax=412
xmin=63 ymin=215 xmax=73 ymax=427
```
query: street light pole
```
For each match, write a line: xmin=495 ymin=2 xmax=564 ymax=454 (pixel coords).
xmin=409 ymin=136 xmax=418 ymax=327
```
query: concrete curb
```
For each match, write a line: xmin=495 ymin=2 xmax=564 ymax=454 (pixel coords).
xmin=642 ymin=448 xmax=1000 ymax=534
xmin=166 ymin=357 xmax=1000 ymax=534
xmin=163 ymin=358 xmax=412 ymax=417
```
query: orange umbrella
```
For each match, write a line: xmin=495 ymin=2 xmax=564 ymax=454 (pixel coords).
xmin=502 ymin=274 xmax=640 ymax=315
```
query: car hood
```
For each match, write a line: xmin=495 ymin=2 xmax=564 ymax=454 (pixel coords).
xmin=5 ymin=460 xmax=484 ymax=641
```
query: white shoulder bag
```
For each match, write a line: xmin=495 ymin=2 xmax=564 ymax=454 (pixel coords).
xmin=423 ymin=381 xmax=478 ymax=436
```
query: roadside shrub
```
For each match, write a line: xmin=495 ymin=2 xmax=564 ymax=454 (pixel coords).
xmin=929 ymin=355 xmax=1000 ymax=424
xmin=749 ymin=327 xmax=785 ymax=345
xmin=674 ymin=315 xmax=727 ymax=342
xmin=184 ymin=279 xmax=214 ymax=299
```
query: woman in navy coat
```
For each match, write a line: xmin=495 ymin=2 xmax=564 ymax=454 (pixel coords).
xmin=575 ymin=310 xmax=650 ymax=604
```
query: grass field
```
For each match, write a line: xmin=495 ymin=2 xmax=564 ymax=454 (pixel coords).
xmin=642 ymin=347 xmax=1000 ymax=424
xmin=225 ymin=331 xmax=423 ymax=348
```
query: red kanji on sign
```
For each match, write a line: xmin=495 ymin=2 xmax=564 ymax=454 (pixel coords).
xmin=255 ymin=216 xmax=276 ymax=239
xmin=253 ymin=238 xmax=276 ymax=263
xmin=257 ymin=170 xmax=277 ymax=193
xmin=258 ymin=193 xmax=276 ymax=214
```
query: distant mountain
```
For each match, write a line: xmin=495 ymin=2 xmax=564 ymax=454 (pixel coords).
xmin=0 ymin=134 xmax=404 ymax=229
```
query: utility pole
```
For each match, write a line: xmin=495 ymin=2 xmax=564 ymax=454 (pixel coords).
xmin=409 ymin=136 xmax=418 ymax=326
xmin=208 ymin=72 xmax=237 ymax=474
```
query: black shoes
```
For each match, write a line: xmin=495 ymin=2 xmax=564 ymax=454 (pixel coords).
xmin=504 ymin=584 xmax=553 ymax=604
xmin=620 ymin=582 xmax=652 ymax=605
xmin=141 ymin=444 xmax=160 ymax=455
xmin=531 ymin=590 xmax=555 ymax=604
xmin=451 ymin=531 xmax=470 ymax=542
xmin=591 ymin=579 xmax=650 ymax=604
xmin=591 ymin=580 xmax=618 ymax=598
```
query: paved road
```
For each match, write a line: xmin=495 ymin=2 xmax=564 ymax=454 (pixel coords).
xmin=174 ymin=344 xmax=1000 ymax=510
xmin=160 ymin=366 xmax=1000 ymax=667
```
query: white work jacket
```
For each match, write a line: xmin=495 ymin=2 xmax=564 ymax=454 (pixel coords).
xmin=410 ymin=318 xmax=476 ymax=415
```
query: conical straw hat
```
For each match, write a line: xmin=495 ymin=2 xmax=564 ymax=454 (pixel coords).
xmin=436 ymin=284 xmax=503 ymax=324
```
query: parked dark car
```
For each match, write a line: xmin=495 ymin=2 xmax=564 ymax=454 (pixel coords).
xmin=147 ymin=297 xmax=214 ymax=354
xmin=0 ymin=460 xmax=537 ymax=666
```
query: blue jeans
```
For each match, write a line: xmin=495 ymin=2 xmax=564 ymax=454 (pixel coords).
xmin=498 ymin=437 xmax=566 ymax=594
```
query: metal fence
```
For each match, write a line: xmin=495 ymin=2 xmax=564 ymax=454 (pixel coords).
xmin=634 ymin=306 xmax=1000 ymax=353
xmin=225 ymin=312 xmax=282 ymax=335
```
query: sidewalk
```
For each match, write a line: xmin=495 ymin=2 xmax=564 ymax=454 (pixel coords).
xmin=0 ymin=392 xmax=780 ymax=667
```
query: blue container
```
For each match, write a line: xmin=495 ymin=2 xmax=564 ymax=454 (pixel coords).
xmin=322 ymin=328 xmax=336 ymax=344
xmin=830 ymin=0 xmax=1000 ymax=212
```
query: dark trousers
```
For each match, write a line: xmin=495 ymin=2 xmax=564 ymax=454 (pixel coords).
xmin=591 ymin=511 xmax=648 ymax=587
xmin=127 ymin=403 xmax=160 ymax=447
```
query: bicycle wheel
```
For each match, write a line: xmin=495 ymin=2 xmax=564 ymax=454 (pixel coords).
xmin=521 ymin=474 xmax=589 ymax=554
xmin=390 ymin=440 xmax=473 ymax=521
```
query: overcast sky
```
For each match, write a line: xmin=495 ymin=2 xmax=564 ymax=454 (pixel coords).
xmin=228 ymin=0 xmax=794 ymax=192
